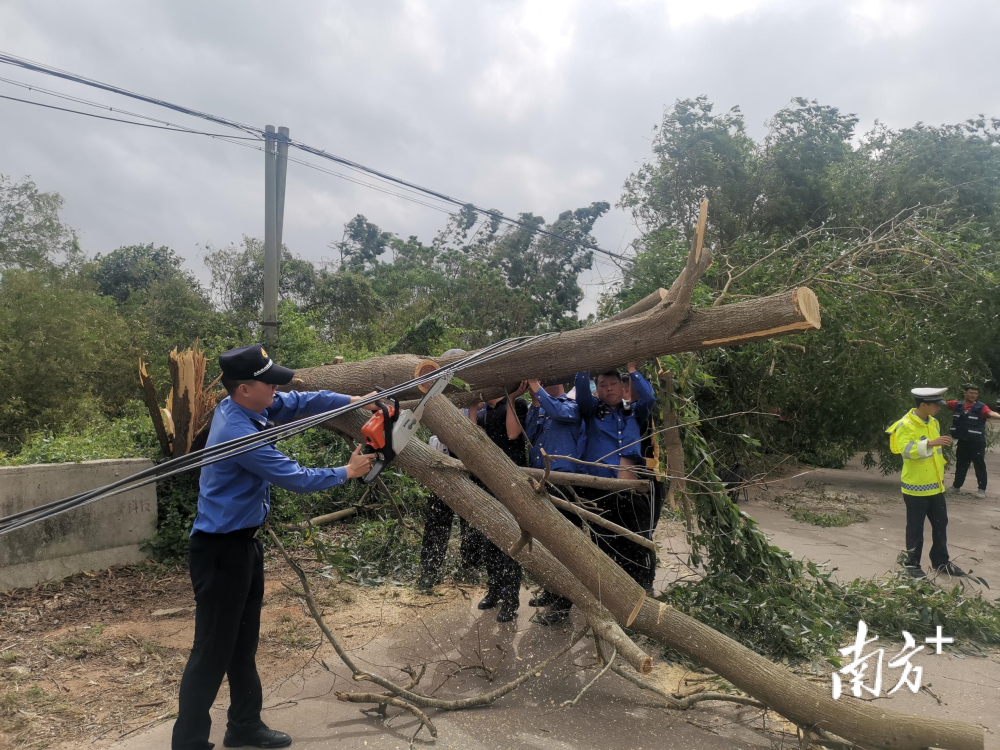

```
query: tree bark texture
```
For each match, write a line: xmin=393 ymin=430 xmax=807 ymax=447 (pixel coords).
xmin=421 ymin=396 xmax=648 ymax=627
xmin=657 ymin=369 xmax=689 ymax=523
xmin=290 ymin=287 xmax=821 ymax=405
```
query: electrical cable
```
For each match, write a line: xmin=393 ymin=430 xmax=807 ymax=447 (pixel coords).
xmin=0 ymin=75 xmax=464 ymax=214
xmin=0 ymin=94 xmax=261 ymax=138
xmin=0 ymin=81 xmax=464 ymax=216
xmin=0 ymin=50 xmax=633 ymax=264
xmin=0 ymin=51 xmax=261 ymax=136
xmin=0 ymin=336 xmax=538 ymax=532
xmin=0 ymin=333 xmax=556 ymax=534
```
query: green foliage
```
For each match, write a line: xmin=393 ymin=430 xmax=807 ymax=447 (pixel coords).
xmin=788 ymin=508 xmax=867 ymax=527
xmin=147 ymin=474 xmax=200 ymax=561
xmin=0 ymin=174 xmax=80 ymax=271
xmin=0 ymin=269 xmax=140 ymax=441
xmin=0 ymin=405 xmax=159 ymax=465
xmin=615 ymin=96 xmax=1000 ymax=468
xmin=324 ymin=516 xmax=422 ymax=587
xmin=203 ymin=236 xmax=318 ymax=332
xmin=91 ymin=244 xmax=194 ymax=304
xmin=656 ymin=357 xmax=1000 ymax=663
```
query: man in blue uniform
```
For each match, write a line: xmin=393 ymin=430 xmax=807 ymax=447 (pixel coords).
xmin=575 ymin=364 xmax=658 ymax=589
xmin=172 ymin=344 xmax=375 ymax=750
xmin=522 ymin=377 xmax=586 ymax=623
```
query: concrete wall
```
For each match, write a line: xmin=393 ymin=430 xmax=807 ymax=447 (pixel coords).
xmin=0 ymin=459 xmax=157 ymax=591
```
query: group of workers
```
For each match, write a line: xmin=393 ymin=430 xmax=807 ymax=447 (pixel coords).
xmin=171 ymin=343 xmax=995 ymax=750
xmin=171 ymin=344 xmax=665 ymax=750
xmin=418 ymin=353 xmax=662 ymax=624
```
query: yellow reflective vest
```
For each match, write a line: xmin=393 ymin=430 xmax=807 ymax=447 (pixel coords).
xmin=886 ymin=409 xmax=946 ymax=496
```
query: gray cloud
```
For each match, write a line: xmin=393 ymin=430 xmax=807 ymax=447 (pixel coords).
xmin=2 ymin=0 xmax=998 ymax=315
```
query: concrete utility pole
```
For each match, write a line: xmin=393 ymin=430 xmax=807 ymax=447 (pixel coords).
xmin=263 ymin=125 xmax=290 ymax=348
xmin=275 ymin=126 xmax=290 ymax=253
xmin=263 ymin=125 xmax=279 ymax=347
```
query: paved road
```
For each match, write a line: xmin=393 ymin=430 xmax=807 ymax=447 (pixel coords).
xmin=114 ymin=589 xmax=770 ymax=750
xmin=115 ymin=451 xmax=1000 ymax=750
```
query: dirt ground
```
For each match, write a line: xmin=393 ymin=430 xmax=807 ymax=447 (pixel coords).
xmin=0 ymin=556 xmax=471 ymax=750
xmin=2 ymin=451 xmax=999 ymax=750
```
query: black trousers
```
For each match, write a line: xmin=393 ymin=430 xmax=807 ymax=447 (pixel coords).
xmin=172 ymin=530 xmax=265 ymax=750
xmin=580 ymin=487 xmax=657 ymax=589
xmin=419 ymin=495 xmax=484 ymax=583
xmin=539 ymin=481 xmax=585 ymax=610
xmin=903 ymin=493 xmax=950 ymax=569
xmin=953 ymin=440 xmax=987 ymax=491
xmin=468 ymin=478 xmax=521 ymax=606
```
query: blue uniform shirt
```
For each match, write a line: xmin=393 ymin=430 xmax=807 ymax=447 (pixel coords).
xmin=192 ymin=391 xmax=353 ymax=535
xmin=574 ymin=370 xmax=656 ymax=478
xmin=525 ymin=390 xmax=585 ymax=472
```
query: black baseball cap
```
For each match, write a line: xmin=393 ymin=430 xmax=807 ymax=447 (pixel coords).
xmin=963 ymin=383 xmax=979 ymax=391
xmin=219 ymin=344 xmax=294 ymax=385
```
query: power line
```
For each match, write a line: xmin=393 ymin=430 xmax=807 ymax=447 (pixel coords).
xmin=0 ymin=51 xmax=260 ymax=136
xmin=0 ymin=49 xmax=633 ymax=264
xmin=0 ymin=80 xmax=463 ymax=216
xmin=0 ymin=94 xmax=261 ymax=138
xmin=0 ymin=74 xmax=265 ymax=139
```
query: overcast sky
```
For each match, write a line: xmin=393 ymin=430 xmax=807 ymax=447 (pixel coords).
xmin=2 ymin=0 xmax=998 ymax=316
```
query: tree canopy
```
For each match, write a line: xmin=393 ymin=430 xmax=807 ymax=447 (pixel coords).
xmin=1 ymin=95 xmax=998 ymax=471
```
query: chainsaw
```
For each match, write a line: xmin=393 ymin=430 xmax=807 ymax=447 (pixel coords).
xmin=358 ymin=372 xmax=453 ymax=484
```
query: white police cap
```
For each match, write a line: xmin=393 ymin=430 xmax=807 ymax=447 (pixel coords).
xmin=911 ymin=387 xmax=947 ymax=404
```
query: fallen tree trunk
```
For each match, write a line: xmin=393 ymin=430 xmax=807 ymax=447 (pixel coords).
xmin=422 ymin=396 xmax=647 ymax=626
xmin=419 ymin=396 xmax=982 ymax=750
xmin=291 ymin=287 xmax=821 ymax=403
xmin=327 ymin=410 xmax=653 ymax=675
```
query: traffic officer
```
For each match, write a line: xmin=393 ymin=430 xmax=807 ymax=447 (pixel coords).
xmin=886 ymin=387 xmax=966 ymax=580
xmin=574 ymin=364 xmax=657 ymax=588
xmin=947 ymin=383 xmax=999 ymax=498
xmin=172 ymin=344 xmax=376 ymax=750
xmin=522 ymin=377 xmax=586 ymax=624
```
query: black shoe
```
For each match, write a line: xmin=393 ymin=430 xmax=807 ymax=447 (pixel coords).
xmin=478 ymin=590 xmax=499 ymax=610
xmin=528 ymin=590 xmax=559 ymax=608
xmin=905 ymin=566 xmax=927 ymax=579
xmin=223 ymin=726 xmax=292 ymax=748
xmin=496 ymin=602 xmax=519 ymax=623
xmin=936 ymin=562 xmax=966 ymax=577
xmin=417 ymin=574 xmax=436 ymax=593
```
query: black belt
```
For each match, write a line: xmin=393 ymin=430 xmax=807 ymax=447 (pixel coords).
xmin=194 ymin=526 xmax=260 ymax=539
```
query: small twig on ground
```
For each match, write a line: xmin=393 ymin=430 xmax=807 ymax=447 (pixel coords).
xmin=337 ymin=693 xmax=437 ymax=738
xmin=561 ymin=644 xmax=617 ymax=708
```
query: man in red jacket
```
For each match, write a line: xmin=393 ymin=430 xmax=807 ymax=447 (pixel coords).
xmin=947 ymin=383 xmax=1000 ymax=498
